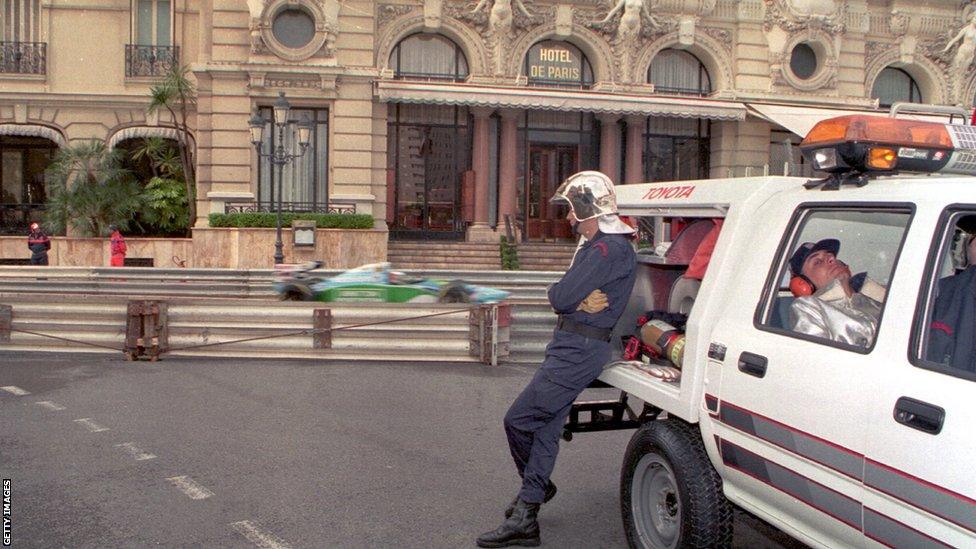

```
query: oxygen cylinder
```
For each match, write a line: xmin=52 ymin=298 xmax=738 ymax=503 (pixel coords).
xmin=639 ymin=319 xmax=685 ymax=368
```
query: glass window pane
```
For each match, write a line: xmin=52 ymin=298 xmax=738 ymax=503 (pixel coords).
xmin=917 ymin=212 xmax=976 ymax=376
xmin=872 ymin=67 xmax=922 ymax=107
xmin=1 ymin=150 xmax=24 ymax=203
xmin=790 ymin=43 xmax=817 ymax=80
xmin=760 ymin=208 xmax=912 ymax=351
xmin=258 ymin=108 xmax=329 ymax=208
xmin=156 ymin=0 xmax=171 ymax=46
xmin=272 ymin=7 xmax=315 ymax=49
xmin=137 ymin=0 xmax=153 ymax=45
xmin=648 ymin=49 xmax=711 ymax=95
xmin=391 ymin=34 xmax=468 ymax=80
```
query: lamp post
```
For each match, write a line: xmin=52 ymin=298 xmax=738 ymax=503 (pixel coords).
xmin=249 ymin=92 xmax=313 ymax=265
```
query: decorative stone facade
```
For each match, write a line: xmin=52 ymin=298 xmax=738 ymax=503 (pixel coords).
xmin=1 ymin=0 xmax=976 ymax=245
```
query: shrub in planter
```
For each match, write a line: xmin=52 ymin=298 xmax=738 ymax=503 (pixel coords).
xmin=208 ymin=212 xmax=375 ymax=229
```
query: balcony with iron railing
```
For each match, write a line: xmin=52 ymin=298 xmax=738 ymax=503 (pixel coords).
xmin=0 ymin=41 xmax=46 ymax=75
xmin=125 ymin=44 xmax=179 ymax=77
xmin=224 ymin=200 xmax=357 ymax=215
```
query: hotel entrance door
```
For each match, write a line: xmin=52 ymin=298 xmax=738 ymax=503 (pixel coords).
xmin=525 ymin=145 xmax=577 ymax=240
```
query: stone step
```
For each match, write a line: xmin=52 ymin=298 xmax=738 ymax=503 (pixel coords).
xmin=389 ymin=242 xmax=499 ymax=250
xmin=390 ymin=262 xmax=501 ymax=270
xmin=388 ymin=250 xmax=500 ymax=259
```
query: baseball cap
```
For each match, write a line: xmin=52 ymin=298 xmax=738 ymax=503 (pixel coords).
xmin=29 ymin=222 xmax=39 ymax=231
xmin=789 ymin=238 xmax=840 ymax=276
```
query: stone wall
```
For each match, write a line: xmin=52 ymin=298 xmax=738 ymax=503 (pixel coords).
xmin=1 ymin=229 xmax=385 ymax=269
xmin=0 ymin=237 xmax=192 ymax=267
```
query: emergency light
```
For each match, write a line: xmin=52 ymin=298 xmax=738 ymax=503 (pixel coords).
xmin=800 ymin=115 xmax=976 ymax=176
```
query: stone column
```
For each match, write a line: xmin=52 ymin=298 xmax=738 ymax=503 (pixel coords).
xmin=624 ymin=115 xmax=645 ymax=184
xmin=467 ymin=107 xmax=496 ymax=242
xmin=498 ymin=109 xmax=520 ymax=239
xmin=597 ymin=114 xmax=621 ymax=181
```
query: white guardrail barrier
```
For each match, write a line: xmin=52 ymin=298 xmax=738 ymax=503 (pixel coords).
xmin=0 ymin=267 xmax=560 ymax=364
xmin=0 ymin=295 xmax=514 ymax=366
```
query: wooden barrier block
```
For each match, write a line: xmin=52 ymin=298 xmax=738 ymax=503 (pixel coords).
xmin=0 ymin=304 xmax=10 ymax=343
xmin=313 ymin=309 xmax=332 ymax=349
xmin=125 ymin=300 xmax=167 ymax=361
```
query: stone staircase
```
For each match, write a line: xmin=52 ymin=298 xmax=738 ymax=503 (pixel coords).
xmin=387 ymin=240 xmax=578 ymax=271
xmin=515 ymin=241 xmax=578 ymax=271
xmin=387 ymin=240 xmax=501 ymax=270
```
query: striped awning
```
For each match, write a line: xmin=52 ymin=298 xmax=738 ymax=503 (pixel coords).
xmin=107 ymin=126 xmax=187 ymax=149
xmin=375 ymin=80 xmax=746 ymax=121
xmin=0 ymin=124 xmax=66 ymax=147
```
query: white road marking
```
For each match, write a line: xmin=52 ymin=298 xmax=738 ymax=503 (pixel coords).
xmin=1 ymin=386 xmax=29 ymax=396
xmin=166 ymin=476 xmax=214 ymax=500
xmin=34 ymin=401 xmax=66 ymax=411
xmin=231 ymin=521 xmax=292 ymax=549
xmin=73 ymin=418 xmax=110 ymax=432
xmin=115 ymin=442 xmax=156 ymax=461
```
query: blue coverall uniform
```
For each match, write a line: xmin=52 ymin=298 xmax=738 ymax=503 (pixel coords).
xmin=504 ymin=231 xmax=637 ymax=503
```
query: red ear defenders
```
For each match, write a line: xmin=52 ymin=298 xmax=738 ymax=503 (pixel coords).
xmin=789 ymin=274 xmax=816 ymax=297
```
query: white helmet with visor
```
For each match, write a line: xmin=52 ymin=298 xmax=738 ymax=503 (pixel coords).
xmin=551 ymin=171 xmax=634 ymax=234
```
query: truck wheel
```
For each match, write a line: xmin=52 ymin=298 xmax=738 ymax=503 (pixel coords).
xmin=620 ymin=419 xmax=731 ymax=549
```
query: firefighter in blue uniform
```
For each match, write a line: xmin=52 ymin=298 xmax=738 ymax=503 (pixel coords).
xmin=477 ymin=171 xmax=637 ymax=548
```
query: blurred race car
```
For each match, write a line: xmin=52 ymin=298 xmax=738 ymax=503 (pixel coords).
xmin=273 ymin=262 xmax=510 ymax=304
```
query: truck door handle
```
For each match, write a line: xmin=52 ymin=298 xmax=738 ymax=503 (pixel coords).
xmin=893 ymin=397 xmax=945 ymax=435
xmin=737 ymin=352 xmax=767 ymax=378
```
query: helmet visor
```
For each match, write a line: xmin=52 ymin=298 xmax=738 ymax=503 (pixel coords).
xmin=550 ymin=171 xmax=617 ymax=221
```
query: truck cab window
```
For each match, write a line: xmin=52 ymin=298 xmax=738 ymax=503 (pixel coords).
xmin=760 ymin=208 xmax=912 ymax=351
xmin=915 ymin=211 xmax=976 ymax=379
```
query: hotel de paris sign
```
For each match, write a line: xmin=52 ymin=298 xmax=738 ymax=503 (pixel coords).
xmin=526 ymin=42 xmax=583 ymax=82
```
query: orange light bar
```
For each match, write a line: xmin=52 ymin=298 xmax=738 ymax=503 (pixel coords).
xmin=867 ymin=147 xmax=897 ymax=170
xmin=801 ymin=115 xmax=952 ymax=148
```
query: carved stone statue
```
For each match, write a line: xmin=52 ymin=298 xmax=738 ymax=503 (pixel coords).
xmin=596 ymin=0 xmax=660 ymax=43
xmin=944 ymin=10 xmax=976 ymax=80
xmin=470 ymin=0 xmax=533 ymax=37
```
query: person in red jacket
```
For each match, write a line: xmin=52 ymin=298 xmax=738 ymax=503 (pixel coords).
xmin=27 ymin=222 xmax=51 ymax=265
xmin=109 ymin=224 xmax=127 ymax=267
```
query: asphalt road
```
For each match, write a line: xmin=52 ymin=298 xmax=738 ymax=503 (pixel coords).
xmin=0 ymin=352 xmax=803 ymax=548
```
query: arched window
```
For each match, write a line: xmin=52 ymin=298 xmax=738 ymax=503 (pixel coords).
xmin=389 ymin=33 xmax=469 ymax=82
xmin=648 ymin=49 xmax=711 ymax=96
xmin=872 ymin=67 xmax=922 ymax=108
xmin=523 ymin=41 xmax=594 ymax=89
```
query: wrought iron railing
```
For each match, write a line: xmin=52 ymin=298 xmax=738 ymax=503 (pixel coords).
xmin=224 ymin=201 xmax=357 ymax=215
xmin=0 ymin=42 xmax=46 ymax=74
xmin=0 ymin=203 xmax=46 ymax=234
xmin=125 ymin=44 xmax=179 ymax=77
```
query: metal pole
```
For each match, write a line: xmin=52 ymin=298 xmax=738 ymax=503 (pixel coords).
xmin=273 ymin=123 xmax=285 ymax=265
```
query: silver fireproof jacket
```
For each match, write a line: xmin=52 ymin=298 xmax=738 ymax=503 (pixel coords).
xmin=789 ymin=279 xmax=883 ymax=348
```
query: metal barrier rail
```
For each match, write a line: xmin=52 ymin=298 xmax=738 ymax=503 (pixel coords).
xmin=0 ymin=267 xmax=561 ymax=364
xmin=0 ymin=266 xmax=561 ymax=302
xmin=0 ymin=295 xmax=512 ymax=365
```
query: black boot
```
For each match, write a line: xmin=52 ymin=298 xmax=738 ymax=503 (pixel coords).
xmin=476 ymin=498 xmax=541 ymax=548
xmin=504 ymin=482 xmax=556 ymax=519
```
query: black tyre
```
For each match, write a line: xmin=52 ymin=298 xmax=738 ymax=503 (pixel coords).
xmin=620 ymin=419 xmax=732 ymax=549
xmin=437 ymin=280 xmax=471 ymax=304
xmin=279 ymin=284 xmax=312 ymax=301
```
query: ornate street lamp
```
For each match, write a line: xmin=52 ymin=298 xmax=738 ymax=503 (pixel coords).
xmin=249 ymin=92 xmax=313 ymax=265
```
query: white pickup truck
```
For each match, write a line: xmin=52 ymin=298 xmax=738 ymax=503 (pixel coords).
xmin=565 ymin=113 xmax=976 ymax=548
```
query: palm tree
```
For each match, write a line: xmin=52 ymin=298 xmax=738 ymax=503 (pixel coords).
xmin=148 ymin=64 xmax=197 ymax=228
xmin=44 ymin=141 xmax=144 ymax=236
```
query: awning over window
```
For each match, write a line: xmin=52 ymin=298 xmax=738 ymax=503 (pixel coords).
xmin=375 ymin=81 xmax=746 ymax=121
xmin=746 ymin=103 xmax=964 ymax=138
xmin=107 ymin=126 xmax=187 ymax=149
xmin=0 ymin=124 xmax=66 ymax=147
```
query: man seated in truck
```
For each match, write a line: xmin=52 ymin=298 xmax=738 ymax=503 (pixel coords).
xmin=926 ymin=226 xmax=976 ymax=371
xmin=787 ymin=238 xmax=883 ymax=348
